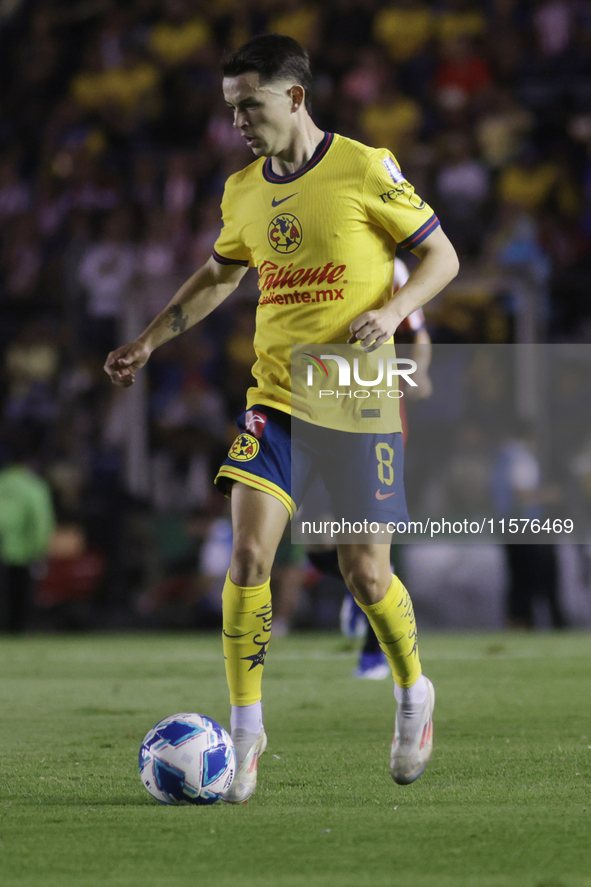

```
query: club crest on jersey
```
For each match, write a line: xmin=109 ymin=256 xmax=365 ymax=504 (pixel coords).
xmin=229 ymin=433 xmax=260 ymax=461
xmin=268 ymin=213 xmax=302 ymax=254
xmin=245 ymin=410 xmax=268 ymax=439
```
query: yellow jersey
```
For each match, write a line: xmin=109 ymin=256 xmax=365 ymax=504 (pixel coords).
xmin=213 ymin=131 xmax=439 ymax=432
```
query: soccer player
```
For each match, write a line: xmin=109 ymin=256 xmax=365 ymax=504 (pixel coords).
xmin=105 ymin=34 xmax=459 ymax=803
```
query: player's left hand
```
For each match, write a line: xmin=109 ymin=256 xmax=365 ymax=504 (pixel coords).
xmin=347 ymin=306 xmax=400 ymax=352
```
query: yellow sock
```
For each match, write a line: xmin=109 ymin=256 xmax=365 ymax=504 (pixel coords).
xmin=357 ymin=574 xmax=422 ymax=688
xmin=222 ymin=571 xmax=272 ymax=706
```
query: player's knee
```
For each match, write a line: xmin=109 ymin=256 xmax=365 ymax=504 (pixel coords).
xmin=230 ymin=543 xmax=273 ymax=588
xmin=340 ymin=561 xmax=385 ymax=606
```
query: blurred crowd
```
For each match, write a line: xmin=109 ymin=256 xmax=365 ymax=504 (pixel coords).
xmin=1 ymin=0 xmax=591 ymax=628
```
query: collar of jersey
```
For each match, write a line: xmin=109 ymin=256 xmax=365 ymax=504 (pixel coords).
xmin=262 ymin=132 xmax=334 ymax=184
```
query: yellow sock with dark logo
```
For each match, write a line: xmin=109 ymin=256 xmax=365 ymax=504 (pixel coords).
xmin=222 ymin=572 xmax=272 ymax=706
xmin=357 ymin=574 xmax=422 ymax=688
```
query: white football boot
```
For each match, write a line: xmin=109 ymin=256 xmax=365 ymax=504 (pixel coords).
xmin=222 ymin=728 xmax=267 ymax=804
xmin=390 ymin=676 xmax=435 ymax=785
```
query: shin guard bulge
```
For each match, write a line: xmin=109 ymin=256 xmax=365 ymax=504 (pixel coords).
xmin=222 ymin=572 xmax=272 ymax=706
xmin=358 ymin=574 xmax=422 ymax=688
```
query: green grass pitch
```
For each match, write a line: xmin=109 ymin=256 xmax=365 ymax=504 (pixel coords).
xmin=0 ymin=631 xmax=590 ymax=887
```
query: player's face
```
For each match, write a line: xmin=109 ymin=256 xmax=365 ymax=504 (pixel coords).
xmin=223 ymin=72 xmax=297 ymax=157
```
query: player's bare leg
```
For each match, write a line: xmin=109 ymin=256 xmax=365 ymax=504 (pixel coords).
xmin=222 ymin=482 xmax=289 ymax=804
xmin=337 ymin=539 xmax=435 ymax=785
xmin=229 ymin=482 xmax=289 ymax=586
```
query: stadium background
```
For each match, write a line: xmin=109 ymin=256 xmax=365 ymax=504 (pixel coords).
xmin=1 ymin=0 xmax=591 ymax=632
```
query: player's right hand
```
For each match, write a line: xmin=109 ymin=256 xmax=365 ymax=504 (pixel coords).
xmin=104 ymin=339 xmax=151 ymax=387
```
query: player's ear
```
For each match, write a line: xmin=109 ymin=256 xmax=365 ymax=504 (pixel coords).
xmin=290 ymin=85 xmax=305 ymax=112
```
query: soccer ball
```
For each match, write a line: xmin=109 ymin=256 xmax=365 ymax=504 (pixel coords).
xmin=139 ymin=712 xmax=236 ymax=805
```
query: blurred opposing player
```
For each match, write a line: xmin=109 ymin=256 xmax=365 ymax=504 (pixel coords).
xmin=105 ymin=35 xmax=458 ymax=801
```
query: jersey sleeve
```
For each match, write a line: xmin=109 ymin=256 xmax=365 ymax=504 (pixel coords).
xmin=363 ymin=150 xmax=440 ymax=250
xmin=212 ymin=180 xmax=254 ymax=268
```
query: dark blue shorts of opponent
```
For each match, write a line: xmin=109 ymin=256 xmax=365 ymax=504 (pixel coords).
xmin=215 ymin=404 xmax=410 ymax=525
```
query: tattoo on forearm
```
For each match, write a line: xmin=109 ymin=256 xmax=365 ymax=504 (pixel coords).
xmin=166 ymin=305 xmax=188 ymax=334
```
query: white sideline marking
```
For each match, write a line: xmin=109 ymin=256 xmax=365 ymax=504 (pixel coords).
xmin=98 ymin=648 xmax=589 ymax=663
xmin=244 ymin=650 xmax=589 ymax=661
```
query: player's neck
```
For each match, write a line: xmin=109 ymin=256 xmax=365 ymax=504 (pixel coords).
xmin=269 ymin=121 xmax=325 ymax=177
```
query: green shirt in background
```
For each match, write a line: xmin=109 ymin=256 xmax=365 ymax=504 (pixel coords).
xmin=0 ymin=466 xmax=55 ymax=566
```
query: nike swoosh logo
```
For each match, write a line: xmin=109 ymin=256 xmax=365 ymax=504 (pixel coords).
xmin=272 ymin=193 xmax=298 ymax=207
xmin=375 ymin=490 xmax=396 ymax=500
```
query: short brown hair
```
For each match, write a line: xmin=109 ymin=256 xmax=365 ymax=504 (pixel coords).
xmin=222 ymin=34 xmax=313 ymax=113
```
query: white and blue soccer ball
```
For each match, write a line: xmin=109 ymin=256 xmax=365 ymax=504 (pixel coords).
xmin=139 ymin=713 xmax=236 ymax=805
